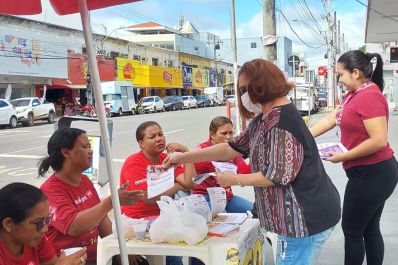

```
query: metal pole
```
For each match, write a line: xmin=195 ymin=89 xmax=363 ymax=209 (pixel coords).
xmin=214 ymin=38 xmax=218 ymax=87
xmin=230 ymin=0 xmax=240 ymax=134
xmin=263 ymin=0 xmax=276 ymax=62
xmin=293 ymin=56 xmax=297 ymax=106
xmin=77 ymin=1 xmax=129 ymax=265
xmin=327 ymin=0 xmax=334 ymax=109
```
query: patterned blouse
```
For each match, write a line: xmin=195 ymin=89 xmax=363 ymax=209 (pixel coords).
xmin=229 ymin=103 xmax=341 ymax=237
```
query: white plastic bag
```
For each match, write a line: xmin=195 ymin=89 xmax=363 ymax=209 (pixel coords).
xmin=149 ymin=196 xmax=208 ymax=245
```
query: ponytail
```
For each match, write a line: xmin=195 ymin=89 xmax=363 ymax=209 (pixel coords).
xmin=366 ymin=52 xmax=384 ymax=92
xmin=38 ymin=157 xmax=51 ymax=177
xmin=338 ymin=50 xmax=384 ymax=92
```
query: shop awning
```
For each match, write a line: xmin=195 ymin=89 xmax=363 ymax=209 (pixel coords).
xmin=51 ymin=78 xmax=87 ymax=89
xmin=365 ymin=0 xmax=398 ymax=42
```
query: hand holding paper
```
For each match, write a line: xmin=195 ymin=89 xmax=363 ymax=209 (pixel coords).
xmin=317 ymin=143 xmax=348 ymax=163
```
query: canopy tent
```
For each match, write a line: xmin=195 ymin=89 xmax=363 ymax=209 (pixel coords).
xmin=0 ymin=1 xmax=141 ymax=265
xmin=365 ymin=0 xmax=398 ymax=42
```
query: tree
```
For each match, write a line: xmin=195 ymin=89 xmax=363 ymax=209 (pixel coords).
xmin=359 ymin=45 xmax=366 ymax=53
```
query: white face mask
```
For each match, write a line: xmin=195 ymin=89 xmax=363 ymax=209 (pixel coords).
xmin=241 ymin=92 xmax=262 ymax=114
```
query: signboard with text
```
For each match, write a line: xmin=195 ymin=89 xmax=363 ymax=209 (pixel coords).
xmin=192 ymin=68 xmax=209 ymax=88
xmin=0 ymin=26 xmax=67 ymax=78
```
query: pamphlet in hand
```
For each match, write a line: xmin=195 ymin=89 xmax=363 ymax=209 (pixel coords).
xmin=211 ymin=161 xmax=238 ymax=174
xmin=193 ymin=172 xmax=216 ymax=184
xmin=317 ymin=143 xmax=348 ymax=159
xmin=146 ymin=165 xmax=174 ymax=199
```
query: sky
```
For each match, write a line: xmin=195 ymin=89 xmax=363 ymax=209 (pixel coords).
xmin=18 ymin=0 xmax=368 ymax=69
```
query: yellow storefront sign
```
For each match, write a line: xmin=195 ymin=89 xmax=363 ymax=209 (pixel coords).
xmin=192 ymin=68 xmax=209 ymax=88
xmin=148 ymin=65 xmax=182 ymax=88
xmin=116 ymin=58 xmax=149 ymax=87
xmin=116 ymin=58 xmax=182 ymax=88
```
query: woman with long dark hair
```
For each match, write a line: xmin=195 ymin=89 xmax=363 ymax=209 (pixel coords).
xmin=311 ymin=50 xmax=398 ymax=265
xmin=38 ymin=128 xmax=146 ymax=265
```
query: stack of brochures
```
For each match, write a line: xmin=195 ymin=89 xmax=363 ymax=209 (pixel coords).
xmin=207 ymin=213 xmax=248 ymax=237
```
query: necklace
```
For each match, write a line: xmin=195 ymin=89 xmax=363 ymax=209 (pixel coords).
xmin=335 ymin=80 xmax=373 ymax=126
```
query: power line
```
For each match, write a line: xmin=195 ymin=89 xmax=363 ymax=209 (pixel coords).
xmin=276 ymin=7 xmax=324 ymax=49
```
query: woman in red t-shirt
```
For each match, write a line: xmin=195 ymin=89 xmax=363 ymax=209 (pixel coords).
xmin=120 ymin=121 xmax=196 ymax=219
xmin=120 ymin=121 xmax=196 ymax=265
xmin=38 ymin=128 xmax=147 ymax=265
xmin=0 ymin=182 xmax=86 ymax=265
xmin=192 ymin=116 xmax=253 ymax=213
xmin=311 ymin=50 xmax=398 ymax=265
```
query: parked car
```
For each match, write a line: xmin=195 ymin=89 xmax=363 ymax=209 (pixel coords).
xmin=195 ymin=95 xmax=212 ymax=107
xmin=181 ymin=96 xmax=198 ymax=109
xmin=204 ymin=87 xmax=224 ymax=106
xmin=162 ymin=96 xmax=184 ymax=111
xmin=224 ymin=95 xmax=236 ymax=104
xmin=288 ymin=86 xmax=318 ymax=115
xmin=136 ymin=96 xmax=165 ymax=113
xmin=10 ymin=97 xmax=56 ymax=126
xmin=0 ymin=99 xmax=17 ymax=128
xmin=317 ymin=91 xmax=327 ymax=107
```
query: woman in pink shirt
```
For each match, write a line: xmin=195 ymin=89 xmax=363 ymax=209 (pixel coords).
xmin=311 ymin=50 xmax=398 ymax=265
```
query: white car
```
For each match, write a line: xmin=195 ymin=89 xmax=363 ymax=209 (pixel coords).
xmin=137 ymin=96 xmax=165 ymax=113
xmin=181 ymin=96 xmax=198 ymax=109
xmin=0 ymin=98 xmax=17 ymax=128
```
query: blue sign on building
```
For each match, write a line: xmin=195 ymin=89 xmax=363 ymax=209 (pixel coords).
xmin=182 ymin=65 xmax=192 ymax=87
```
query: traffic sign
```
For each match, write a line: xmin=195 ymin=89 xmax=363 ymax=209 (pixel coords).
xmin=288 ymin=55 xmax=300 ymax=66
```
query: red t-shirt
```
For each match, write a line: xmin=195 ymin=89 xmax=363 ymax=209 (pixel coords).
xmin=120 ymin=151 xmax=184 ymax=218
xmin=40 ymin=174 xmax=100 ymax=263
xmin=0 ymin=236 xmax=55 ymax=265
xmin=340 ymin=84 xmax=394 ymax=169
xmin=192 ymin=140 xmax=251 ymax=200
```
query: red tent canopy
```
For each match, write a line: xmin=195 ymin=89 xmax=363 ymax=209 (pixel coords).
xmin=0 ymin=0 xmax=140 ymax=15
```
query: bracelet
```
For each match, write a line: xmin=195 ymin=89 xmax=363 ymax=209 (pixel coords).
xmin=236 ymin=174 xmax=244 ymax=187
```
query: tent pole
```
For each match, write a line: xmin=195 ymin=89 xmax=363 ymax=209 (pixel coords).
xmin=77 ymin=1 xmax=129 ymax=265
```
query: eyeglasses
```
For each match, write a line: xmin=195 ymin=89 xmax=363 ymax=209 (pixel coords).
xmin=24 ymin=213 xmax=53 ymax=232
xmin=238 ymin=85 xmax=248 ymax=94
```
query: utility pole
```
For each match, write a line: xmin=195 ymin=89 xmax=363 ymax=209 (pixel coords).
xmin=263 ymin=0 xmax=277 ymax=62
xmin=229 ymin=0 xmax=241 ymax=134
xmin=326 ymin=0 xmax=335 ymax=109
xmin=213 ymin=38 xmax=222 ymax=87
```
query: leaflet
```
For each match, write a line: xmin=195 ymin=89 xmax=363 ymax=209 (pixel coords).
xmin=207 ymin=222 xmax=240 ymax=237
xmin=211 ymin=161 xmax=238 ymax=174
xmin=317 ymin=143 xmax=348 ymax=159
xmin=146 ymin=165 xmax=174 ymax=199
xmin=212 ymin=213 xmax=248 ymax=225
xmin=179 ymin=194 xmax=212 ymax=222
xmin=207 ymin=187 xmax=227 ymax=218
xmin=193 ymin=172 xmax=216 ymax=184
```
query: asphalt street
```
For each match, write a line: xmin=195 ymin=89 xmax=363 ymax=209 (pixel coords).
xmin=0 ymin=106 xmax=397 ymax=265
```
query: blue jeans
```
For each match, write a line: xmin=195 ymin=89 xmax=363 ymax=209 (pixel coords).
xmin=274 ymin=227 xmax=334 ymax=265
xmin=166 ymin=256 xmax=183 ymax=265
xmin=204 ymin=195 xmax=253 ymax=213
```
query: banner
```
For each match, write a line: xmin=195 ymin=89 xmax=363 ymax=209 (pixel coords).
xmin=209 ymin=69 xmax=217 ymax=87
xmin=192 ymin=68 xmax=209 ymax=88
xmin=182 ymin=65 xmax=193 ymax=87
xmin=0 ymin=26 xmax=67 ymax=78
xmin=116 ymin=58 xmax=149 ymax=87
xmin=148 ymin=65 xmax=182 ymax=88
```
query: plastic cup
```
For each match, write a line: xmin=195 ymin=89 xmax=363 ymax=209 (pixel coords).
xmin=64 ymin=247 xmax=83 ymax=256
xmin=133 ymin=222 xmax=147 ymax=240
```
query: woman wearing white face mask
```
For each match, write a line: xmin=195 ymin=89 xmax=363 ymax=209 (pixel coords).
xmin=163 ymin=59 xmax=341 ymax=265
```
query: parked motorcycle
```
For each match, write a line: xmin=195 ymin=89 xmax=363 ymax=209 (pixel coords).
xmin=81 ymin=104 xmax=111 ymax=118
